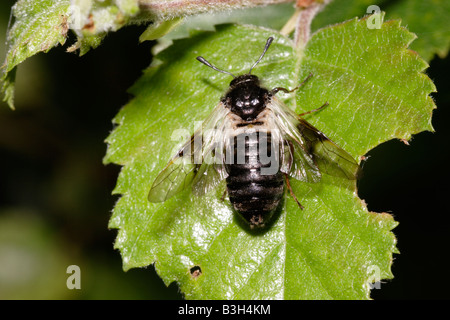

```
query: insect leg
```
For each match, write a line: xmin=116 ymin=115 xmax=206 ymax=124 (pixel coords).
xmin=284 ymin=174 xmax=304 ymax=210
xmin=220 ymin=189 xmax=228 ymax=202
xmin=298 ymin=101 xmax=329 ymax=117
xmin=296 ymin=72 xmax=314 ymax=89
xmin=270 ymin=72 xmax=313 ymax=95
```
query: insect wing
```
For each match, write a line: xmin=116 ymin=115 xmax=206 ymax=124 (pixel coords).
xmin=148 ymin=103 xmax=229 ymax=203
xmin=192 ymin=157 xmax=228 ymax=196
xmin=191 ymin=102 xmax=230 ymax=196
xmin=269 ymin=97 xmax=321 ymax=183
xmin=147 ymin=136 xmax=199 ymax=202
xmin=297 ymin=118 xmax=361 ymax=180
xmin=270 ymin=97 xmax=360 ymax=181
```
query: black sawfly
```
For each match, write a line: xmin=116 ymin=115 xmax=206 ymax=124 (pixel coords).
xmin=148 ymin=37 xmax=361 ymax=229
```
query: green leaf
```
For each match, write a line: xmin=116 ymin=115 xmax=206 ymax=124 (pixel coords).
xmin=151 ymin=3 xmax=295 ymax=40
xmin=105 ymin=18 xmax=434 ymax=299
xmin=313 ymin=0 xmax=450 ymax=61
xmin=1 ymin=0 xmax=71 ymax=108
xmin=301 ymin=15 xmax=435 ymax=157
xmin=139 ymin=17 xmax=184 ymax=42
xmin=146 ymin=3 xmax=296 ymax=54
xmin=68 ymin=0 xmax=140 ymax=55
xmin=386 ymin=0 xmax=450 ymax=61
xmin=1 ymin=0 xmax=143 ymax=106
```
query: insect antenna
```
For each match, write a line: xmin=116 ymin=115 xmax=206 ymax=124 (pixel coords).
xmin=248 ymin=37 xmax=274 ymax=74
xmin=196 ymin=56 xmax=236 ymax=78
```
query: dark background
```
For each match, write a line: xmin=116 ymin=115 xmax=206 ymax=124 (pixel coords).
xmin=0 ymin=0 xmax=448 ymax=299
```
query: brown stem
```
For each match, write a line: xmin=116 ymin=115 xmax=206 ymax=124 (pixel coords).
xmin=138 ymin=0 xmax=294 ymax=19
xmin=293 ymin=0 xmax=333 ymax=50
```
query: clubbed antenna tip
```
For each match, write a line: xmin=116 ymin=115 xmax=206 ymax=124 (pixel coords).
xmin=249 ymin=37 xmax=274 ymax=74
xmin=196 ymin=56 xmax=236 ymax=78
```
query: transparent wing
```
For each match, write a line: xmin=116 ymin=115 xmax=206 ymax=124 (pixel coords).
xmin=269 ymin=97 xmax=360 ymax=182
xmin=191 ymin=110 xmax=229 ymax=196
xmin=147 ymin=150 xmax=199 ymax=203
xmin=269 ymin=97 xmax=321 ymax=183
xmin=148 ymin=102 xmax=230 ymax=203
xmin=297 ymin=118 xmax=361 ymax=180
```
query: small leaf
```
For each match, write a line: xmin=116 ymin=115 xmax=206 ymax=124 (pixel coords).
xmin=66 ymin=0 xmax=140 ymax=54
xmin=139 ymin=17 xmax=184 ymax=42
xmin=1 ymin=0 xmax=143 ymax=105
xmin=1 ymin=0 xmax=71 ymax=108
xmin=146 ymin=3 xmax=295 ymax=54
xmin=105 ymin=18 xmax=434 ymax=299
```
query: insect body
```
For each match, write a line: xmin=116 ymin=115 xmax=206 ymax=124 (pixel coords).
xmin=148 ymin=37 xmax=360 ymax=229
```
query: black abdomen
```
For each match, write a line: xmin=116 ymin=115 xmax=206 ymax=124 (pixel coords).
xmin=225 ymin=131 xmax=284 ymax=228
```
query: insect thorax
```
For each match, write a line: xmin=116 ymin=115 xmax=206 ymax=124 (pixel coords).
xmin=224 ymin=74 xmax=270 ymax=122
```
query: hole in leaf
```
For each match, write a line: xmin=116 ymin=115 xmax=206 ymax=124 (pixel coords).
xmin=190 ymin=266 xmax=202 ymax=278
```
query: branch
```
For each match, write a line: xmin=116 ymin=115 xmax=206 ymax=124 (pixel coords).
xmin=293 ymin=0 xmax=332 ymax=49
xmin=139 ymin=0 xmax=295 ymax=20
